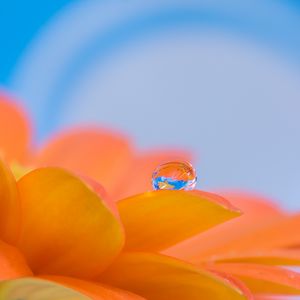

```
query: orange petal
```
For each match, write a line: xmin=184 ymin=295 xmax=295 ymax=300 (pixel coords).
xmin=254 ymin=297 xmax=292 ymax=300
xmin=34 ymin=128 xmax=133 ymax=195
xmin=99 ymin=252 xmax=251 ymax=300
xmin=114 ymin=149 xmax=193 ymax=200
xmin=0 ymin=240 xmax=32 ymax=280
xmin=0 ymin=277 xmax=90 ymax=299
xmin=226 ymin=214 xmax=300 ymax=252
xmin=211 ymin=249 xmax=300 ymax=266
xmin=165 ymin=191 xmax=285 ymax=261
xmin=0 ymin=159 xmax=21 ymax=244
xmin=0 ymin=93 xmax=31 ymax=163
xmin=16 ymin=167 xmax=124 ymax=278
xmin=210 ymin=263 xmax=300 ymax=295
xmin=200 ymin=213 xmax=300 ymax=257
xmin=217 ymin=191 xmax=284 ymax=216
xmin=118 ymin=189 xmax=241 ymax=251
xmin=42 ymin=276 xmax=145 ymax=300
xmin=209 ymin=269 xmax=254 ymax=299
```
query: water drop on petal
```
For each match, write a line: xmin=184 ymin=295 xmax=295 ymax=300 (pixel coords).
xmin=152 ymin=161 xmax=197 ymax=191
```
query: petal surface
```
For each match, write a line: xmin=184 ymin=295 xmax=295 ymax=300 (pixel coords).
xmin=255 ymin=297 xmax=296 ymax=300
xmin=0 ymin=93 xmax=31 ymax=163
xmin=224 ymin=214 xmax=300 ymax=251
xmin=118 ymin=190 xmax=241 ymax=251
xmin=43 ymin=276 xmax=145 ymax=300
xmin=114 ymin=150 xmax=192 ymax=200
xmin=0 ymin=159 xmax=21 ymax=244
xmin=99 ymin=252 xmax=251 ymax=300
xmin=0 ymin=240 xmax=32 ymax=280
xmin=165 ymin=191 xmax=285 ymax=261
xmin=211 ymin=249 xmax=300 ymax=266
xmin=211 ymin=263 xmax=300 ymax=295
xmin=35 ymin=128 xmax=133 ymax=195
xmin=17 ymin=168 xmax=124 ymax=278
xmin=0 ymin=277 xmax=90 ymax=300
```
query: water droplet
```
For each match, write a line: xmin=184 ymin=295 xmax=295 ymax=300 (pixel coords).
xmin=152 ymin=161 xmax=197 ymax=191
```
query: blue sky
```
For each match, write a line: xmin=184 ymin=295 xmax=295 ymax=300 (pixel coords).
xmin=0 ymin=0 xmax=69 ymax=84
xmin=1 ymin=0 xmax=299 ymax=85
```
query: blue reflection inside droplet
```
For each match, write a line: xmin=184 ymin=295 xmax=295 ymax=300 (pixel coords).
xmin=152 ymin=176 xmax=188 ymax=190
xmin=152 ymin=161 xmax=197 ymax=191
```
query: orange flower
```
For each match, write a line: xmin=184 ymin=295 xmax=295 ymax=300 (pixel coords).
xmin=0 ymin=159 xmax=249 ymax=299
xmin=0 ymin=92 xmax=192 ymax=201
xmin=1 ymin=92 xmax=300 ymax=299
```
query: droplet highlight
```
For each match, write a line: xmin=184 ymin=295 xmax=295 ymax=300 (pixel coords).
xmin=152 ymin=161 xmax=197 ymax=191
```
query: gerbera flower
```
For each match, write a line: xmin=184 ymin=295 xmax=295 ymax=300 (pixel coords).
xmin=0 ymin=91 xmax=191 ymax=201
xmin=1 ymin=91 xmax=300 ymax=299
xmin=0 ymin=158 xmax=250 ymax=299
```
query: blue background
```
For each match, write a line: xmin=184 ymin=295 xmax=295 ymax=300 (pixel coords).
xmin=1 ymin=0 xmax=300 ymax=84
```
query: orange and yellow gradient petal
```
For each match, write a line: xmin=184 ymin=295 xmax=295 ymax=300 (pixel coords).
xmin=118 ymin=189 xmax=241 ymax=251
xmin=99 ymin=252 xmax=252 ymax=300
xmin=16 ymin=168 xmax=124 ymax=278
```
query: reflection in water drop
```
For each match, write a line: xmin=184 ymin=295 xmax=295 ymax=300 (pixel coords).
xmin=152 ymin=161 xmax=197 ymax=191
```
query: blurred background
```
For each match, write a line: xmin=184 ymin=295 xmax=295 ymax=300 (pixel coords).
xmin=0 ymin=0 xmax=300 ymax=209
